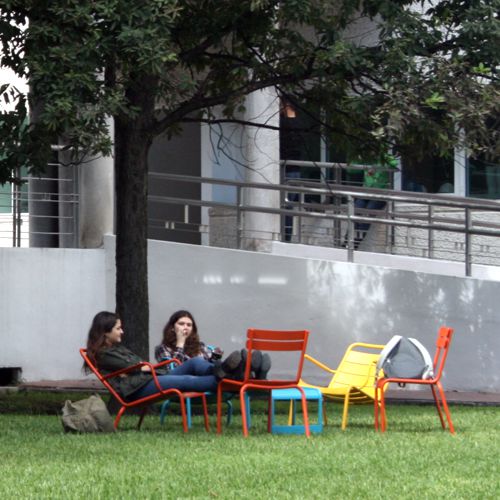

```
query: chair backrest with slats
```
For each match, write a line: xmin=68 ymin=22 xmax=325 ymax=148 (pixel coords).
xmin=432 ymin=326 xmax=454 ymax=380
xmin=80 ymin=348 xmax=127 ymax=405
xmin=245 ymin=329 xmax=309 ymax=383
xmin=330 ymin=350 xmax=380 ymax=390
xmin=327 ymin=344 xmax=383 ymax=398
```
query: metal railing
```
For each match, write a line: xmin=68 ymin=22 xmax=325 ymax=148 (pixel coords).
xmin=0 ymin=175 xmax=79 ymax=247
xmin=4 ymin=162 xmax=500 ymax=276
xmin=148 ymin=172 xmax=500 ymax=276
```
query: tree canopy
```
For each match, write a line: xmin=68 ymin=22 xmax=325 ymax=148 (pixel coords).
xmin=1 ymin=0 xmax=498 ymax=354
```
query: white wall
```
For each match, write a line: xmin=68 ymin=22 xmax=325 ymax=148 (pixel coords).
xmin=0 ymin=248 xmax=108 ymax=380
xmin=1 ymin=238 xmax=499 ymax=391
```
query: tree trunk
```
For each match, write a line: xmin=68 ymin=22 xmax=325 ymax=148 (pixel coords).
xmin=114 ymin=116 xmax=153 ymax=360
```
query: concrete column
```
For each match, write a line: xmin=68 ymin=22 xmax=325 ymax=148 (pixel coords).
xmin=78 ymin=118 xmax=115 ymax=248
xmin=454 ymin=144 xmax=467 ymax=197
xmin=242 ymin=88 xmax=280 ymax=251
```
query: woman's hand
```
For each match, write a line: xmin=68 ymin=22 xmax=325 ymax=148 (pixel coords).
xmin=175 ymin=327 xmax=189 ymax=348
xmin=140 ymin=365 xmax=152 ymax=372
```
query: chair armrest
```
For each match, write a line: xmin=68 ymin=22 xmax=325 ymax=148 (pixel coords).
xmin=349 ymin=342 xmax=385 ymax=350
xmin=103 ymin=361 xmax=177 ymax=394
xmin=304 ymin=354 xmax=337 ymax=375
xmin=101 ymin=361 xmax=153 ymax=380
xmin=102 ymin=358 xmax=180 ymax=380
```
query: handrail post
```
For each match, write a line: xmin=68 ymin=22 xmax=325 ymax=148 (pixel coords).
xmin=346 ymin=195 xmax=355 ymax=262
xmin=333 ymin=164 xmax=342 ymax=246
xmin=465 ymin=208 xmax=472 ymax=276
xmin=428 ymin=205 xmax=434 ymax=259
xmin=388 ymin=200 xmax=395 ymax=254
xmin=12 ymin=167 xmax=22 ymax=247
xmin=236 ymin=186 xmax=242 ymax=249
xmin=12 ymin=181 xmax=17 ymax=247
xmin=280 ymin=163 xmax=286 ymax=242
xmin=298 ymin=191 xmax=303 ymax=244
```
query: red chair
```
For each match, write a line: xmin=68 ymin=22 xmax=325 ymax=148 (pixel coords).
xmin=374 ymin=326 xmax=455 ymax=434
xmin=80 ymin=348 xmax=209 ymax=432
xmin=216 ymin=329 xmax=310 ymax=437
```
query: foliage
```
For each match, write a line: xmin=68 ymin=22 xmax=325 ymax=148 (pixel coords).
xmin=0 ymin=1 xmax=498 ymax=353
xmin=1 ymin=1 xmax=498 ymax=179
xmin=0 ymin=405 xmax=499 ymax=498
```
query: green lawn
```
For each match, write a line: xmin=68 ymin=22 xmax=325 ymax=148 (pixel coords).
xmin=0 ymin=394 xmax=498 ymax=499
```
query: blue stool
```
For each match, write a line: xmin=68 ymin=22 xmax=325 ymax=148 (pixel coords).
xmin=270 ymin=388 xmax=323 ymax=434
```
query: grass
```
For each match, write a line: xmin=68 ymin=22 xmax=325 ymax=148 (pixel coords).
xmin=0 ymin=392 xmax=499 ymax=499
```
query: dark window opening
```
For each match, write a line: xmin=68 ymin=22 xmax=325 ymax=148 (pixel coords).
xmin=402 ymin=153 xmax=454 ymax=194
xmin=0 ymin=367 xmax=22 ymax=385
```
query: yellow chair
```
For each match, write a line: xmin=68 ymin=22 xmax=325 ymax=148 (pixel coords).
xmin=298 ymin=342 xmax=385 ymax=430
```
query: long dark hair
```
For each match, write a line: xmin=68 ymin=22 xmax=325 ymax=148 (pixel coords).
xmin=83 ymin=311 xmax=119 ymax=373
xmin=161 ymin=310 xmax=201 ymax=357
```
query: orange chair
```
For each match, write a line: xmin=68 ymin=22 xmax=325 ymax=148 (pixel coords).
xmin=80 ymin=348 xmax=209 ymax=432
xmin=216 ymin=329 xmax=310 ymax=437
xmin=374 ymin=326 xmax=455 ymax=434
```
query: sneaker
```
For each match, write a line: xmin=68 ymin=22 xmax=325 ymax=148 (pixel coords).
xmin=255 ymin=353 xmax=271 ymax=380
xmin=222 ymin=350 xmax=242 ymax=372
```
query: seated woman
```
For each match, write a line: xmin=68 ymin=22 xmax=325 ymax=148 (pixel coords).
xmin=83 ymin=311 xmax=240 ymax=400
xmin=156 ymin=309 xmax=271 ymax=380
xmin=154 ymin=310 xmax=223 ymax=367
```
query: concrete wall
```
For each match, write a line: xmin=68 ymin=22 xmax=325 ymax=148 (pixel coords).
xmin=0 ymin=248 xmax=108 ymax=380
xmin=1 ymin=238 xmax=499 ymax=392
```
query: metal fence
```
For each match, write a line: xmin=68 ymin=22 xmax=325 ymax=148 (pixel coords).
xmin=4 ymin=162 xmax=500 ymax=277
xmin=0 ymin=174 xmax=79 ymax=248
xmin=148 ymin=172 xmax=500 ymax=276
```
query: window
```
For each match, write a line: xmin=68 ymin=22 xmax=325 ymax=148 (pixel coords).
xmin=467 ymin=157 xmax=500 ymax=199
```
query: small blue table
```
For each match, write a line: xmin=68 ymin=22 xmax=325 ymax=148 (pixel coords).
xmin=270 ymin=387 xmax=323 ymax=434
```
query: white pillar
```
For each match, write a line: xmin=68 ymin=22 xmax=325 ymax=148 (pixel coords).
xmin=78 ymin=118 xmax=115 ymax=248
xmin=242 ymin=88 xmax=280 ymax=251
xmin=454 ymin=144 xmax=467 ymax=197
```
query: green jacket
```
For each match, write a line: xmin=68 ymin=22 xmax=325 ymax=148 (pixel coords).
xmin=97 ymin=344 xmax=162 ymax=399
xmin=363 ymin=165 xmax=391 ymax=189
xmin=349 ymin=156 xmax=398 ymax=189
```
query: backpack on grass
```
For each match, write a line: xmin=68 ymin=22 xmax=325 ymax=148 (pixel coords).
xmin=376 ymin=336 xmax=434 ymax=381
xmin=61 ymin=393 xmax=115 ymax=433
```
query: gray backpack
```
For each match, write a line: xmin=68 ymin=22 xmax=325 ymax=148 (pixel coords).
xmin=376 ymin=336 xmax=434 ymax=380
xmin=61 ymin=394 xmax=115 ymax=433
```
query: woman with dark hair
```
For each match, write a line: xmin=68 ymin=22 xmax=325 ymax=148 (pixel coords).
xmin=84 ymin=311 xmax=241 ymax=400
xmin=154 ymin=310 xmax=223 ymax=366
xmin=155 ymin=309 xmax=271 ymax=380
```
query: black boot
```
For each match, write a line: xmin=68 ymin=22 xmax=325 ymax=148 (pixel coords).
xmin=241 ymin=349 xmax=264 ymax=378
xmin=255 ymin=353 xmax=271 ymax=379
xmin=222 ymin=349 xmax=259 ymax=381
xmin=213 ymin=350 xmax=242 ymax=380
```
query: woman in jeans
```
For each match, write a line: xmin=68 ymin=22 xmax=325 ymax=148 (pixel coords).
xmin=156 ymin=309 xmax=271 ymax=380
xmin=154 ymin=309 xmax=223 ymax=367
xmin=83 ymin=311 xmax=241 ymax=400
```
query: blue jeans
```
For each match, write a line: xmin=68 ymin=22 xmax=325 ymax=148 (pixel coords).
xmin=131 ymin=357 xmax=217 ymax=399
xmin=354 ymin=198 xmax=386 ymax=233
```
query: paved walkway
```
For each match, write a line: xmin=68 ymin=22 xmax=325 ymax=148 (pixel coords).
xmin=6 ymin=379 xmax=500 ymax=406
